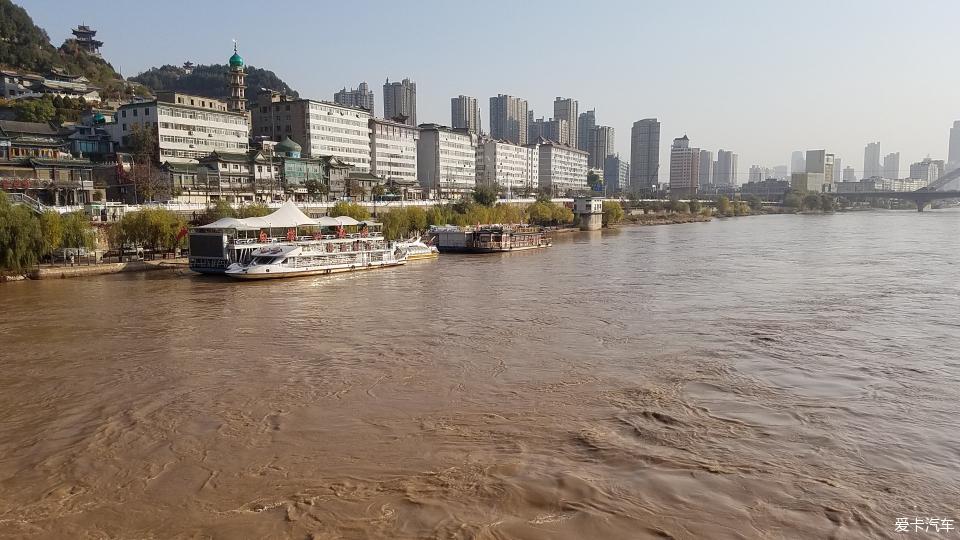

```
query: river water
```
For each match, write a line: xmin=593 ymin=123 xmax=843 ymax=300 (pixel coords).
xmin=1 ymin=210 xmax=958 ymax=539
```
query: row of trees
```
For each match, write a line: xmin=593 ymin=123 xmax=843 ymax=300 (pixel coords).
xmin=110 ymin=208 xmax=188 ymax=256
xmin=0 ymin=193 xmax=95 ymax=273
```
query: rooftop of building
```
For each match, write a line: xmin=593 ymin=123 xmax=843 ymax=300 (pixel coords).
xmin=256 ymin=90 xmax=372 ymax=114
xmin=0 ymin=120 xmax=61 ymax=138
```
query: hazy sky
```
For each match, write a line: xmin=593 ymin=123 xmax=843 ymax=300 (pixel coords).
xmin=20 ymin=0 xmax=960 ymax=182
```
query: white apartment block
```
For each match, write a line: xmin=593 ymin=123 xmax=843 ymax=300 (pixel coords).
xmin=252 ymin=92 xmax=372 ymax=172
xmin=476 ymin=139 xmax=539 ymax=193
xmin=417 ymin=124 xmax=478 ymax=195
xmin=108 ymin=92 xmax=249 ymax=164
xmin=537 ymin=140 xmax=588 ymax=195
xmin=369 ymin=118 xmax=418 ymax=184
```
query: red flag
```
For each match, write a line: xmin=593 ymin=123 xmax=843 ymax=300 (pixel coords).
xmin=176 ymin=227 xmax=188 ymax=241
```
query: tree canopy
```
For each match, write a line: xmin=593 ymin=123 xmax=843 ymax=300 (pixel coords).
xmin=130 ymin=63 xmax=298 ymax=104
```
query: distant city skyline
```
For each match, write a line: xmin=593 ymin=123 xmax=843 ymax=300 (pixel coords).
xmin=18 ymin=0 xmax=960 ymax=182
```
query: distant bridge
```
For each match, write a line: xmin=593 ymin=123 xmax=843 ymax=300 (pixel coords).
xmin=841 ymin=167 xmax=960 ymax=211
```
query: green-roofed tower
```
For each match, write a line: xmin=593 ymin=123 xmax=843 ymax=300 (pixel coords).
xmin=228 ymin=41 xmax=246 ymax=113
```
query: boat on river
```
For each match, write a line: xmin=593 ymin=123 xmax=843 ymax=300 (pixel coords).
xmin=188 ymin=201 xmax=405 ymax=278
xmin=431 ymin=224 xmax=552 ymax=253
xmin=395 ymin=237 xmax=439 ymax=261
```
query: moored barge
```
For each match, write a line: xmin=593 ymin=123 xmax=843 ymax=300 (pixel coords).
xmin=432 ymin=225 xmax=552 ymax=253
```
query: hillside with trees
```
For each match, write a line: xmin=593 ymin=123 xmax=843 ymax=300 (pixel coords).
xmin=0 ymin=0 xmax=138 ymax=99
xmin=130 ymin=63 xmax=299 ymax=103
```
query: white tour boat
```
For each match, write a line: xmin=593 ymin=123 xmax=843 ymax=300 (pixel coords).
xmin=188 ymin=202 xmax=407 ymax=279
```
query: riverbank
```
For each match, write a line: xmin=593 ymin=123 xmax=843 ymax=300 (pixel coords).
xmin=623 ymin=213 xmax=713 ymax=226
xmin=7 ymin=258 xmax=190 ymax=281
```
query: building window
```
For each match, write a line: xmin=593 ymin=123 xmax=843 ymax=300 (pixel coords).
xmin=121 ymin=110 xmax=127 ymax=118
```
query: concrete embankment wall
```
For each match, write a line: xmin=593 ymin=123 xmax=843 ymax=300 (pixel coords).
xmin=26 ymin=259 xmax=188 ymax=280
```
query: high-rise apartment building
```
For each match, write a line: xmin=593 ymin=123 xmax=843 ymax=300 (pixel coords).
xmin=716 ymin=149 xmax=739 ymax=186
xmin=450 ymin=95 xmax=480 ymax=134
xmin=553 ymin=97 xmax=578 ymax=151
xmin=604 ymin=154 xmax=630 ymax=194
xmin=791 ymin=150 xmax=806 ymax=175
xmin=842 ymin=166 xmax=856 ymax=182
xmin=588 ymin=125 xmax=615 ymax=169
xmin=748 ymin=165 xmax=764 ymax=183
xmin=833 ymin=157 xmax=843 ymax=183
xmin=630 ymin=118 xmax=660 ymax=191
xmin=949 ymin=121 xmax=960 ymax=172
xmin=669 ymin=135 xmax=700 ymax=197
xmin=489 ymin=94 xmax=529 ymax=145
xmin=698 ymin=150 xmax=714 ymax=187
xmin=577 ymin=109 xmax=596 ymax=153
xmin=863 ymin=142 xmax=881 ymax=179
xmin=252 ymin=91 xmax=372 ymax=171
xmin=805 ymin=149 xmax=835 ymax=191
xmin=528 ymin=117 xmax=569 ymax=145
xmin=909 ymin=158 xmax=945 ymax=184
xmin=334 ymin=82 xmax=375 ymax=114
xmin=383 ymin=78 xmax=416 ymax=126
xmin=883 ymin=152 xmax=900 ymax=179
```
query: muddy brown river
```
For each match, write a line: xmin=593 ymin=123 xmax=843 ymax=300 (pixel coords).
xmin=1 ymin=210 xmax=959 ymax=539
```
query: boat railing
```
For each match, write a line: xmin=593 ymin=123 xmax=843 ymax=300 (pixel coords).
xmin=231 ymin=232 xmax=384 ymax=245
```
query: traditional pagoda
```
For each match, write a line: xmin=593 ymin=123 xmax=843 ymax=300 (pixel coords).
xmin=71 ymin=25 xmax=103 ymax=56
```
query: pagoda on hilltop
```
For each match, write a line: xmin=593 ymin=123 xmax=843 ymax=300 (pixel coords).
xmin=71 ymin=25 xmax=103 ymax=57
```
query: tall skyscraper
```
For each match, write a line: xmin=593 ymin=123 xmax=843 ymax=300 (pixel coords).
xmin=334 ymin=82 xmax=375 ymax=113
xmin=833 ymin=157 xmax=843 ymax=183
xmin=383 ymin=78 xmax=417 ymax=126
xmin=883 ymin=152 xmax=900 ymax=179
xmin=748 ymin=165 xmax=765 ymax=183
xmin=806 ymin=149 xmax=834 ymax=189
xmin=669 ymin=135 xmax=699 ymax=197
xmin=528 ymin=117 xmax=569 ymax=145
xmin=450 ymin=95 xmax=480 ymax=134
xmin=863 ymin=142 xmax=882 ymax=179
xmin=554 ymin=97 xmax=579 ymax=151
xmin=716 ymin=150 xmax=739 ymax=185
xmin=698 ymin=150 xmax=714 ymax=187
xmin=588 ymin=125 xmax=615 ymax=169
xmin=842 ymin=166 xmax=856 ymax=182
xmin=577 ymin=110 xmax=596 ymax=153
xmin=948 ymin=121 xmax=960 ymax=172
xmin=630 ymin=118 xmax=660 ymax=191
xmin=910 ymin=158 xmax=945 ymax=184
xmin=489 ymin=94 xmax=529 ymax=145
xmin=791 ymin=151 xmax=806 ymax=175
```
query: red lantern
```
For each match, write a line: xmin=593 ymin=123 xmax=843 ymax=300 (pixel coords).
xmin=286 ymin=228 xmax=296 ymax=241
xmin=337 ymin=226 xmax=346 ymax=239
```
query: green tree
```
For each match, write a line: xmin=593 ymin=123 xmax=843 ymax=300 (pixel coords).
xmin=426 ymin=206 xmax=447 ymax=227
xmin=602 ymin=201 xmax=624 ymax=226
xmin=688 ymin=198 xmax=702 ymax=214
xmin=744 ymin=194 xmax=763 ymax=211
xmin=379 ymin=209 xmax=410 ymax=241
xmin=0 ymin=193 xmax=43 ymax=273
xmin=552 ymin=204 xmax=574 ymax=225
xmin=304 ymin=178 xmax=322 ymax=201
xmin=406 ymin=207 xmax=428 ymax=233
xmin=201 ymin=199 xmax=236 ymax=223
xmin=802 ymin=194 xmax=821 ymax=211
xmin=371 ymin=184 xmax=386 ymax=199
xmin=236 ymin=203 xmax=271 ymax=218
xmin=60 ymin=211 xmax=95 ymax=257
xmin=717 ymin=196 xmax=731 ymax=215
xmin=38 ymin=210 xmax=63 ymax=260
xmin=587 ymin=170 xmax=603 ymax=192
xmin=783 ymin=189 xmax=803 ymax=209
xmin=472 ymin=184 xmax=499 ymax=206
xmin=329 ymin=201 xmax=370 ymax=221
xmin=819 ymin=194 xmax=835 ymax=212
